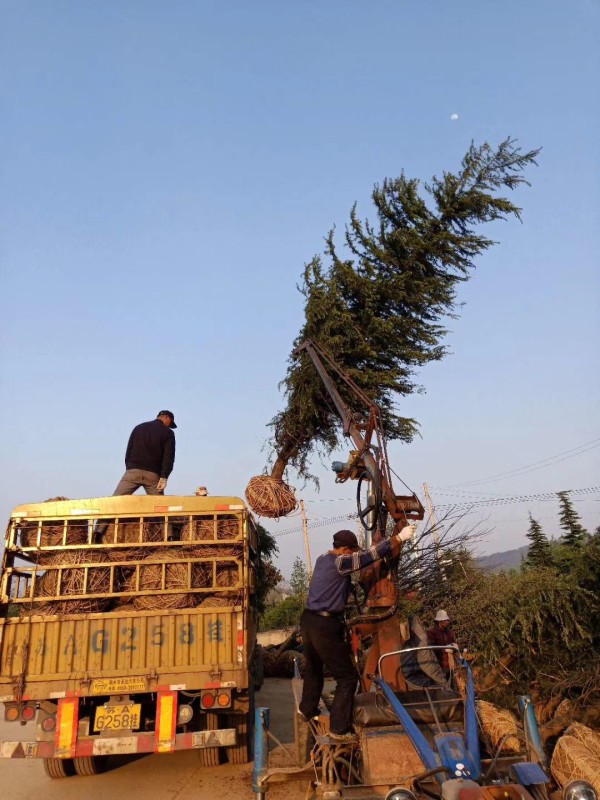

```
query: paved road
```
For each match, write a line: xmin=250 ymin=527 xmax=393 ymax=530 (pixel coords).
xmin=0 ymin=679 xmax=306 ymax=800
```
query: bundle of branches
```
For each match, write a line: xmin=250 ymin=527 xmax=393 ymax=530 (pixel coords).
xmin=246 ymin=138 xmax=539 ymax=512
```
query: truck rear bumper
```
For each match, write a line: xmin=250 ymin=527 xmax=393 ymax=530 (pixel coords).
xmin=0 ymin=728 xmax=236 ymax=759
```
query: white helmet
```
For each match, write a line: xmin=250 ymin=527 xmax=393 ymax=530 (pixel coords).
xmin=435 ymin=609 xmax=450 ymax=622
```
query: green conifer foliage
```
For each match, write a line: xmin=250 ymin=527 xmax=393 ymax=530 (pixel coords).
xmin=557 ymin=490 xmax=588 ymax=549
xmin=524 ymin=513 xmax=553 ymax=569
xmin=269 ymin=138 xmax=540 ymax=481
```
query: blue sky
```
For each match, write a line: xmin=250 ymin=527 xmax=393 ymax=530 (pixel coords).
xmin=1 ymin=1 xmax=598 ymax=576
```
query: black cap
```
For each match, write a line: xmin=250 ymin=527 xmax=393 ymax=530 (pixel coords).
xmin=157 ymin=410 xmax=177 ymax=429
xmin=333 ymin=529 xmax=360 ymax=549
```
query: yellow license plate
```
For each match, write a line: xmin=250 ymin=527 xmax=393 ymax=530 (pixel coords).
xmin=92 ymin=677 xmax=147 ymax=694
xmin=94 ymin=703 xmax=142 ymax=732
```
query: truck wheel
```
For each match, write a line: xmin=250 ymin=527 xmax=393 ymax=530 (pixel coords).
xmin=43 ymin=757 xmax=76 ymax=779
xmin=198 ymin=712 xmax=222 ymax=767
xmin=73 ymin=756 xmax=106 ymax=776
xmin=226 ymin=711 xmax=254 ymax=764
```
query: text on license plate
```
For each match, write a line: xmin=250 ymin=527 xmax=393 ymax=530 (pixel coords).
xmin=94 ymin=703 xmax=142 ymax=732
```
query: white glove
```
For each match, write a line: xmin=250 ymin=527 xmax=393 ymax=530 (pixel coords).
xmin=156 ymin=478 xmax=168 ymax=494
xmin=395 ymin=523 xmax=416 ymax=542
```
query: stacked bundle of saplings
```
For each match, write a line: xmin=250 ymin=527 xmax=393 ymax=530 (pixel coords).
xmin=244 ymin=139 xmax=540 ymax=518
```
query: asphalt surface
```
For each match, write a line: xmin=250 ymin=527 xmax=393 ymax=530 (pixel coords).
xmin=0 ymin=678 xmax=305 ymax=800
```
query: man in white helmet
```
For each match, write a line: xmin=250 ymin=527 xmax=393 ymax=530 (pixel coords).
xmin=427 ymin=609 xmax=456 ymax=672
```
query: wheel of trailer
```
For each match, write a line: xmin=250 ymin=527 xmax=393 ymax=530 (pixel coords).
xmin=198 ymin=712 xmax=222 ymax=767
xmin=43 ymin=757 xmax=76 ymax=779
xmin=73 ymin=755 xmax=106 ymax=776
xmin=226 ymin=710 xmax=255 ymax=764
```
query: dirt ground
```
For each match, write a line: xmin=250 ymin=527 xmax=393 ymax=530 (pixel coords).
xmin=0 ymin=678 xmax=308 ymax=800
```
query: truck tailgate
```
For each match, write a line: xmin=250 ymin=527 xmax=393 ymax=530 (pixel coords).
xmin=0 ymin=605 xmax=247 ymax=700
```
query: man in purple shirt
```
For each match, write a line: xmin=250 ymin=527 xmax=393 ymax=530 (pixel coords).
xmin=298 ymin=524 xmax=415 ymax=741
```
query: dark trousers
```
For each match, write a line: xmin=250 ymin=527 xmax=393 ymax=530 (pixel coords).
xmin=299 ymin=609 xmax=359 ymax=735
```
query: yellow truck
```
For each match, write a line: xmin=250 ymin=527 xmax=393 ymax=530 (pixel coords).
xmin=0 ymin=495 xmax=261 ymax=777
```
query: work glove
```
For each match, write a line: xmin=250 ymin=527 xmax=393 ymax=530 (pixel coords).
xmin=395 ymin=523 xmax=416 ymax=542
xmin=156 ymin=478 xmax=167 ymax=494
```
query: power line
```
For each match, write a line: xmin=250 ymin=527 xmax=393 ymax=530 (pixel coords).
xmin=271 ymin=485 xmax=600 ymax=537
xmin=432 ymin=437 xmax=600 ymax=488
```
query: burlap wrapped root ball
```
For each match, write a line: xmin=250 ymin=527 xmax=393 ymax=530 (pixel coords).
xmin=101 ymin=519 xmax=165 ymax=554
xmin=245 ymin=475 xmax=298 ymax=519
xmin=551 ymin=734 xmax=600 ymax=794
xmin=477 ymin=700 xmax=523 ymax=754
xmin=181 ymin=515 xmax=240 ymax=541
xmin=565 ymin=723 xmax=600 ymax=760
xmin=20 ymin=521 xmax=88 ymax=553
xmin=125 ymin=547 xmax=206 ymax=611
xmin=29 ymin=550 xmax=113 ymax=615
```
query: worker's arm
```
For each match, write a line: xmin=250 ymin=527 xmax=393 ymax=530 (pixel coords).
xmin=335 ymin=525 xmax=414 ymax=575
xmin=161 ymin=431 xmax=176 ymax=478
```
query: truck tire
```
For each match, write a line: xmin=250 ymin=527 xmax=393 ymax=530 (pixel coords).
xmin=43 ymin=757 xmax=76 ymax=779
xmin=198 ymin=712 xmax=222 ymax=767
xmin=73 ymin=756 xmax=106 ymax=776
xmin=226 ymin=711 xmax=254 ymax=764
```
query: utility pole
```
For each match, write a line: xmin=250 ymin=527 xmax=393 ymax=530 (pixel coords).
xmin=299 ymin=500 xmax=313 ymax=578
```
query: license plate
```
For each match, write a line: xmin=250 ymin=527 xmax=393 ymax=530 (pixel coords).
xmin=92 ymin=677 xmax=147 ymax=694
xmin=94 ymin=703 xmax=142 ymax=732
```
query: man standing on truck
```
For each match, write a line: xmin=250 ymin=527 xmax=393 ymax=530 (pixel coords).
xmin=113 ymin=410 xmax=177 ymax=495
xmin=298 ymin=524 xmax=415 ymax=742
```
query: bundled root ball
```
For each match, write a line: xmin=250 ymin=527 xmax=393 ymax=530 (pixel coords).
xmin=101 ymin=519 xmax=165 ymax=547
xmin=245 ymin=475 xmax=298 ymax=519
xmin=477 ymin=700 xmax=523 ymax=754
xmin=565 ymin=723 xmax=600 ymax=760
xmin=30 ymin=550 xmax=112 ymax=615
xmin=181 ymin=515 xmax=240 ymax=541
xmin=199 ymin=596 xmax=231 ymax=608
xmin=20 ymin=522 xmax=88 ymax=551
xmin=551 ymin=734 xmax=600 ymax=794
xmin=126 ymin=547 xmax=198 ymax=610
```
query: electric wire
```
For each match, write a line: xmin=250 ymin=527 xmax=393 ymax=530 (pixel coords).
xmin=432 ymin=437 xmax=600 ymax=488
xmin=270 ymin=485 xmax=600 ymax=538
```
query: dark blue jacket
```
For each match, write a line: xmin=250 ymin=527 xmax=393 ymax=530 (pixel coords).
xmin=125 ymin=419 xmax=176 ymax=478
xmin=306 ymin=539 xmax=393 ymax=614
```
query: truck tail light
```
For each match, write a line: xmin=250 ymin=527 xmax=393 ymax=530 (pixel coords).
xmin=21 ymin=704 xmax=36 ymax=721
xmin=4 ymin=705 xmax=19 ymax=722
xmin=200 ymin=692 xmax=215 ymax=709
xmin=217 ymin=692 xmax=231 ymax=708
xmin=41 ymin=715 xmax=57 ymax=732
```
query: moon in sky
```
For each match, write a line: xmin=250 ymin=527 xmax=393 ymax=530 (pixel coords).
xmin=450 ymin=113 xmax=459 ymax=121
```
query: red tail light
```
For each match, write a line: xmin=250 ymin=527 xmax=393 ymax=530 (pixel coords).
xmin=201 ymin=693 xmax=215 ymax=709
xmin=21 ymin=705 xmax=36 ymax=721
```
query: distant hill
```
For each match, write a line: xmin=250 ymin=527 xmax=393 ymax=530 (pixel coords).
xmin=476 ymin=544 xmax=529 ymax=572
